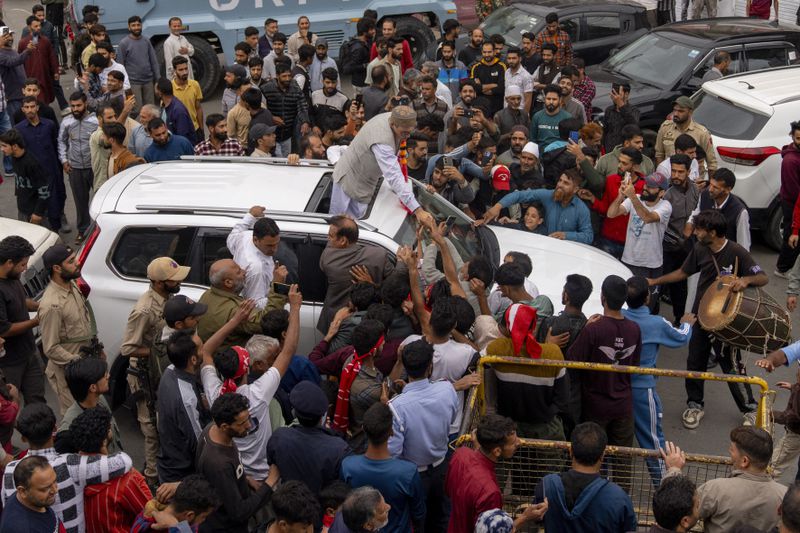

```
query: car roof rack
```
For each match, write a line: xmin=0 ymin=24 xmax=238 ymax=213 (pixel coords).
xmin=175 ymin=155 xmax=336 ymax=168
xmin=132 ymin=205 xmax=377 ymax=232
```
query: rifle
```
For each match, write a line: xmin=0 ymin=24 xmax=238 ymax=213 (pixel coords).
xmin=127 ymin=357 xmax=158 ymax=430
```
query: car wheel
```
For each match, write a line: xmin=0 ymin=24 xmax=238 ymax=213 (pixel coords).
xmin=395 ymin=16 xmax=436 ymax=67
xmin=763 ymin=206 xmax=784 ymax=251
xmin=154 ymin=35 xmax=221 ymax=97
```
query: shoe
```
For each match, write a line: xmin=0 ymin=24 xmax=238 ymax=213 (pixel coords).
xmin=60 ymin=214 xmax=71 ymax=233
xmin=706 ymin=359 xmax=718 ymax=370
xmin=682 ymin=406 xmax=704 ymax=429
xmin=775 ymin=269 xmax=789 ymax=279
xmin=743 ymin=411 xmax=757 ymax=426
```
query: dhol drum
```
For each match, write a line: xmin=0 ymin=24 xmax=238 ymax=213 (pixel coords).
xmin=698 ymin=275 xmax=792 ymax=354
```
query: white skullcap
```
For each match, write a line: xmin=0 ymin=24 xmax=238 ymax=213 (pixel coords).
xmin=522 ymin=142 xmax=539 ymax=159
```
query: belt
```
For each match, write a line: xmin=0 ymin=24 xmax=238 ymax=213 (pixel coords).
xmin=417 ymin=456 xmax=445 ymax=473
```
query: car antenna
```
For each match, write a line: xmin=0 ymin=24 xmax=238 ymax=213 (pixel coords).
xmin=738 ymin=80 xmax=755 ymax=90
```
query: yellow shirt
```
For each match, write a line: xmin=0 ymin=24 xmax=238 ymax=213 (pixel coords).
xmin=81 ymin=42 xmax=97 ymax=70
xmin=173 ymin=79 xmax=203 ymax=130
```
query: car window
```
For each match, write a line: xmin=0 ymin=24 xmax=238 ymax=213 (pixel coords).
xmin=561 ymin=17 xmax=580 ymax=43
xmin=745 ymin=45 xmax=790 ymax=72
xmin=111 ymin=227 xmax=195 ymax=279
xmin=189 ymin=228 xmax=232 ymax=286
xmin=480 ymin=6 xmax=541 ymax=47
xmin=692 ymin=91 xmax=770 ymax=141
xmin=605 ymin=32 xmax=701 ymax=89
xmin=694 ymin=49 xmax=743 ymax=78
xmin=585 ymin=15 xmax=621 ymax=40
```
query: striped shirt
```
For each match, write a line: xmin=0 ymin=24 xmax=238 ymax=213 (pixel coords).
xmin=2 ymin=448 xmax=133 ymax=533
xmin=84 ymin=469 xmax=152 ymax=533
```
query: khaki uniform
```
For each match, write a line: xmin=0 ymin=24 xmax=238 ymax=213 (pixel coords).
xmin=38 ymin=280 xmax=93 ymax=415
xmin=120 ymin=287 xmax=166 ymax=480
xmin=196 ymin=286 xmax=286 ymax=351
xmin=654 ymin=119 xmax=718 ymax=174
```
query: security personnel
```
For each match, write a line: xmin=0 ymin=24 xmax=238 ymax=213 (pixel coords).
xmin=266 ymin=381 xmax=350 ymax=497
xmin=654 ymin=96 xmax=717 ymax=176
xmin=120 ymin=256 xmax=190 ymax=486
xmin=38 ymin=244 xmax=98 ymax=415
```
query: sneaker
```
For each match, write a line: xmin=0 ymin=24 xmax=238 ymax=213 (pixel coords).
xmin=682 ymin=406 xmax=704 ymax=429
xmin=775 ymin=269 xmax=789 ymax=279
xmin=743 ymin=411 xmax=757 ymax=426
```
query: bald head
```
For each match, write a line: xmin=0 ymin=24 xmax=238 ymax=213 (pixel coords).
xmin=208 ymin=259 xmax=245 ymax=293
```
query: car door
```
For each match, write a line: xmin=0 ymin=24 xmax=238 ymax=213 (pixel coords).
xmin=743 ymin=42 xmax=795 ymax=73
xmin=579 ymin=13 xmax=622 ymax=66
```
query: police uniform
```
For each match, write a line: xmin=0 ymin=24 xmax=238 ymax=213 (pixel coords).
xmin=37 ymin=245 xmax=95 ymax=415
xmin=120 ymin=257 xmax=190 ymax=481
xmin=654 ymin=96 xmax=717 ymax=174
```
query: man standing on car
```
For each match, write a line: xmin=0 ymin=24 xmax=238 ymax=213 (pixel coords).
xmin=329 ymin=105 xmax=435 ymax=228
xmin=120 ymin=256 xmax=190 ymax=487
xmin=37 ymin=244 xmax=97 ymax=416
xmin=0 ymin=236 xmax=45 ymax=405
xmin=655 ymin=96 xmax=717 ymax=178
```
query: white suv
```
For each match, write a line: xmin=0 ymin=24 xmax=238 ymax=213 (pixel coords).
xmin=0 ymin=219 xmax=60 ymax=301
xmin=79 ymin=157 xmax=632 ymax=364
xmin=692 ymin=65 xmax=800 ymax=250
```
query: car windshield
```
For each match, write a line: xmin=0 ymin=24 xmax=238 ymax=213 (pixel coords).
xmin=393 ymin=181 xmax=484 ymax=262
xmin=480 ymin=6 xmax=541 ymax=47
xmin=605 ymin=32 xmax=701 ymax=88
xmin=692 ymin=91 xmax=770 ymax=141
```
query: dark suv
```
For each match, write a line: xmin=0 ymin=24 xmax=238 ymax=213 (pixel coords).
xmin=453 ymin=0 xmax=650 ymax=66
xmin=588 ymin=18 xmax=800 ymax=146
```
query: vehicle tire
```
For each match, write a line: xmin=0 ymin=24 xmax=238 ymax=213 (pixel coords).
xmin=395 ymin=16 xmax=435 ymax=67
xmin=763 ymin=205 xmax=784 ymax=251
xmin=154 ymin=35 xmax=221 ymax=97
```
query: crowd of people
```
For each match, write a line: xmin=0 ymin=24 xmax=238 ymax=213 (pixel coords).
xmin=1 ymin=2 xmax=800 ymax=533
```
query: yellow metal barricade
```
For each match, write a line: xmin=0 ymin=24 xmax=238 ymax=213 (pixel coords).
xmin=456 ymin=356 xmax=776 ymax=530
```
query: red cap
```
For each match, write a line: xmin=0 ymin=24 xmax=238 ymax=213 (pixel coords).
xmin=491 ymin=164 xmax=511 ymax=191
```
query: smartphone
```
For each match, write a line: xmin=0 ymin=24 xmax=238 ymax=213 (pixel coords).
xmin=273 ymin=282 xmax=291 ymax=296
xmin=125 ymin=88 xmax=134 ymax=97
xmin=481 ymin=151 xmax=493 ymax=166
xmin=463 ymin=109 xmax=475 ymax=118
xmin=569 ymin=130 xmax=580 ymax=143
xmin=0 ymin=27 xmax=10 ymax=37
xmin=443 ymin=215 xmax=457 ymax=236
xmin=398 ymin=95 xmax=410 ymax=106
xmin=442 ymin=155 xmax=454 ymax=168
xmin=32 ymin=34 xmax=38 ymax=45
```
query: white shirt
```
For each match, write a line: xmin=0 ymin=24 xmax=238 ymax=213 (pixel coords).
xmin=620 ymin=196 xmax=672 ymax=268
xmin=371 ymin=144 xmax=420 ymax=212
xmin=201 ymin=365 xmax=281 ymax=480
xmin=657 ymin=156 xmax=700 ymax=183
xmin=262 ymin=52 xmax=295 ymax=82
xmin=488 ymin=278 xmax=540 ymax=315
xmin=401 ymin=334 xmax=477 ymax=434
xmin=99 ymin=60 xmax=130 ymax=91
xmin=505 ymin=66 xmax=534 ymax=98
xmin=163 ymin=33 xmax=194 ymax=80
xmin=687 ymin=193 xmax=751 ymax=251
xmin=226 ymin=213 xmax=275 ymax=309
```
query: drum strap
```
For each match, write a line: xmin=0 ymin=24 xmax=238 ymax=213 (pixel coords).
xmin=710 ymin=255 xmax=738 ymax=279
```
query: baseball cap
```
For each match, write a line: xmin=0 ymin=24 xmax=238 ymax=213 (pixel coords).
xmin=673 ymin=96 xmax=694 ymax=110
xmin=645 ymin=171 xmax=669 ymax=190
xmin=316 ymin=37 xmax=328 ymax=48
xmin=164 ymin=295 xmax=208 ymax=325
xmin=146 ymin=257 xmax=190 ymax=282
xmin=491 ymin=164 xmax=511 ymax=191
xmin=521 ymin=142 xmax=539 ymax=159
xmin=43 ymin=244 xmax=73 ymax=270
xmin=249 ymin=123 xmax=277 ymax=144
xmin=225 ymin=64 xmax=247 ymax=79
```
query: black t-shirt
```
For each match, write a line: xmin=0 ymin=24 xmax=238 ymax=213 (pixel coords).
xmin=0 ymin=278 xmax=36 ymax=364
xmin=681 ymin=240 xmax=763 ymax=313
xmin=407 ymin=161 xmax=427 ymax=182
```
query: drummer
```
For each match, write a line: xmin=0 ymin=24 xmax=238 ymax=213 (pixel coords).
xmin=648 ymin=209 xmax=768 ymax=430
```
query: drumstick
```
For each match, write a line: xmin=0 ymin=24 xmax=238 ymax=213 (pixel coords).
xmin=721 ymin=291 xmax=734 ymax=315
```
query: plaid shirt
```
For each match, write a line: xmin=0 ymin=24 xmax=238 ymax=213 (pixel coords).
xmin=2 ymin=448 xmax=133 ymax=533
xmin=193 ymin=138 xmax=245 ymax=156
xmin=533 ymin=29 xmax=573 ymax=68
xmin=572 ymin=76 xmax=596 ymax=119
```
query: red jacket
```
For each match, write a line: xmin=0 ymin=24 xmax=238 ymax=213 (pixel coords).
xmin=783 ymin=143 xmax=800 ymax=205
xmin=591 ymin=172 xmax=645 ymax=244
xmin=369 ymin=39 xmax=414 ymax=74
xmin=445 ymin=447 xmax=503 ymax=533
xmin=84 ymin=468 xmax=152 ymax=533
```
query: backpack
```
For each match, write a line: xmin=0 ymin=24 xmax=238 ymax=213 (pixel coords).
xmin=338 ymin=37 xmax=364 ymax=74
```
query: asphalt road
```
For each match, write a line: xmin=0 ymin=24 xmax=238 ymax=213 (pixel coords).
xmin=0 ymin=0 xmax=798 ymax=484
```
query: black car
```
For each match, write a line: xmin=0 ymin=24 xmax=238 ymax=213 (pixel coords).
xmin=452 ymin=0 xmax=651 ymax=66
xmin=588 ymin=18 xmax=800 ymax=146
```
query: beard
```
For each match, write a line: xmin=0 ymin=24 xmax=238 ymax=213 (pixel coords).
xmin=545 ymin=104 xmax=557 ymax=113
xmin=131 ymin=29 xmax=142 ymax=37
xmin=673 ymin=115 xmax=687 ymax=124
xmin=213 ymin=131 xmax=227 ymax=141
xmin=164 ymin=283 xmax=181 ymax=294
xmin=553 ymin=188 xmax=565 ymax=202
xmin=640 ymin=190 xmax=660 ymax=202
xmin=72 ymin=109 xmax=86 ymax=120
xmin=61 ymin=269 xmax=82 ymax=281
xmin=5 ymin=270 xmax=20 ymax=281
xmin=232 ymin=279 xmax=245 ymax=294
